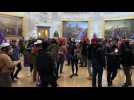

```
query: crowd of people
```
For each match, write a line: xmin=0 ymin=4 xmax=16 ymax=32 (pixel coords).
xmin=0 ymin=36 xmax=134 ymax=87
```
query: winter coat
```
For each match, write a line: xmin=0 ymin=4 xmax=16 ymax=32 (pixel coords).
xmin=36 ymin=50 xmax=57 ymax=82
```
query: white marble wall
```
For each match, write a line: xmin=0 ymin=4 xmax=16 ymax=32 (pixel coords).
xmin=20 ymin=12 xmax=134 ymax=39
xmin=3 ymin=12 xmax=134 ymax=39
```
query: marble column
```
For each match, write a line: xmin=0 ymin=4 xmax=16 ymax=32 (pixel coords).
xmin=89 ymin=12 xmax=105 ymax=38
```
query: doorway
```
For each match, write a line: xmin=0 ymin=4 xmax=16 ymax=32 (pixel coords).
xmin=37 ymin=26 xmax=50 ymax=39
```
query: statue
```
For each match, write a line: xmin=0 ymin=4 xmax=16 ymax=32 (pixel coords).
xmin=54 ymin=31 xmax=59 ymax=38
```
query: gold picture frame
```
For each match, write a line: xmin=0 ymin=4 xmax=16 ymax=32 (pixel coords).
xmin=61 ymin=18 xmax=91 ymax=40
xmin=0 ymin=14 xmax=23 ymax=39
xmin=103 ymin=16 xmax=134 ymax=38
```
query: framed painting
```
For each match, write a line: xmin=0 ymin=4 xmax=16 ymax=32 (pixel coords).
xmin=63 ymin=21 xmax=88 ymax=40
xmin=0 ymin=14 xmax=23 ymax=38
xmin=104 ymin=19 xmax=134 ymax=39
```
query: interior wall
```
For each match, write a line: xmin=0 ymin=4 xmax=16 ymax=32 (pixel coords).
xmin=0 ymin=12 xmax=30 ymax=39
xmin=103 ymin=12 xmax=134 ymax=38
xmin=22 ymin=12 xmax=134 ymax=39
xmin=55 ymin=12 xmax=91 ymax=38
xmin=1 ymin=12 xmax=134 ymax=40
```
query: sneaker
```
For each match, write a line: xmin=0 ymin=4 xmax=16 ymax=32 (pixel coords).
xmin=14 ymin=76 xmax=19 ymax=79
xmin=122 ymin=83 xmax=128 ymax=87
xmin=108 ymin=81 xmax=112 ymax=87
xmin=11 ymin=77 xmax=14 ymax=81
xmin=60 ymin=72 xmax=63 ymax=74
xmin=98 ymin=84 xmax=102 ymax=87
xmin=58 ymin=76 xmax=61 ymax=79
xmin=12 ymin=79 xmax=17 ymax=83
xmin=70 ymin=74 xmax=74 ymax=78
xmin=88 ymin=76 xmax=92 ymax=80
xmin=122 ymin=83 xmax=132 ymax=87
xmin=57 ymin=84 xmax=59 ymax=87
xmin=75 ymin=73 xmax=78 ymax=76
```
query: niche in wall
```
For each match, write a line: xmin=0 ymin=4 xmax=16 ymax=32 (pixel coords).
xmin=37 ymin=26 xmax=50 ymax=39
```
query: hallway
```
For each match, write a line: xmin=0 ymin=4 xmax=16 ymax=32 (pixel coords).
xmin=12 ymin=62 xmax=134 ymax=87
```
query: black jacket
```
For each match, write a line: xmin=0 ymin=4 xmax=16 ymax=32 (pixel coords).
xmin=91 ymin=44 xmax=106 ymax=67
xmin=81 ymin=43 xmax=88 ymax=56
xmin=105 ymin=45 xmax=120 ymax=68
xmin=36 ymin=50 xmax=57 ymax=82
xmin=96 ymin=44 xmax=106 ymax=67
xmin=120 ymin=43 xmax=132 ymax=67
xmin=87 ymin=44 xmax=92 ymax=60
xmin=91 ymin=44 xmax=98 ymax=65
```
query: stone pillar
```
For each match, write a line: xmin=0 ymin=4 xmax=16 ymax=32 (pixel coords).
xmin=90 ymin=12 xmax=104 ymax=38
xmin=49 ymin=12 xmax=62 ymax=38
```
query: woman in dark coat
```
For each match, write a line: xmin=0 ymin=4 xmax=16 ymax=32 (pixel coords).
xmin=120 ymin=40 xmax=132 ymax=87
xmin=91 ymin=39 xmax=105 ymax=87
xmin=105 ymin=41 xmax=120 ymax=87
xmin=36 ymin=41 xmax=57 ymax=87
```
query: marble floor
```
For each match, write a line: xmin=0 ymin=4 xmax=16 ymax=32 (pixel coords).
xmin=12 ymin=62 xmax=134 ymax=87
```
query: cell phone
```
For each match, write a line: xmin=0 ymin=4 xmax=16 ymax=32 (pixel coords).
xmin=114 ymin=48 xmax=118 ymax=53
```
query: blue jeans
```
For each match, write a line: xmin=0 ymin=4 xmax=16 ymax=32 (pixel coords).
xmin=88 ymin=59 xmax=92 ymax=76
xmin=81 ymin=55 xmax=87 ymax=67
xmin=57 ymin=59 xmax=64 ymax=76
xmin=92 ymin=64 xmax=103 ymax=87
xmin=54 ymin=60 xmax=58 ymax=79
xmin=71 ymin=56 xmax=78 ymax=74
xmin=67 ymin=53 xmax=71 ymax=65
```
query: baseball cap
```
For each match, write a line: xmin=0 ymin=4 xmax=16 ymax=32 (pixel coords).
xmin=36 ymin=40 xmax=42 ymax=44
xmin=0 ymin=42 xmax=10 ymax=48
xmin=34 ymin=42 xmax=38 ymax=45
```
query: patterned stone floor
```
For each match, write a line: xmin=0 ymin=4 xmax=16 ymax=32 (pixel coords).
xmin=12 ymin=62 xmax=134 ymax=87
